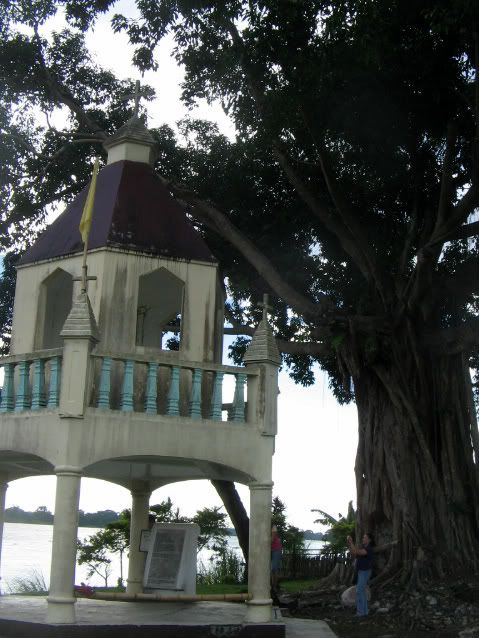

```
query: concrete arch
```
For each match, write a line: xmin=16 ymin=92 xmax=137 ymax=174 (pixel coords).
xmin=0 ymin=449 xmax=54 ymax=482
xmin=70 ymin=412 xmax=273 ymax=486
xmin=35 ymin=267 xmax=73 ymax=350
xmin=136 ymin=267 xmax=184 ymax=350
xmin=83 ymin=453 xmax=255 ymax=491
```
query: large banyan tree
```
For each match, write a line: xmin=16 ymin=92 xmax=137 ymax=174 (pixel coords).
xmin=1 ymin=0 xmax=479 ymax=580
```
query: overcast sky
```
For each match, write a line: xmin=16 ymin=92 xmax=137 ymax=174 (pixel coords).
xmin=5 ymin=1 xmax=359 ymax=532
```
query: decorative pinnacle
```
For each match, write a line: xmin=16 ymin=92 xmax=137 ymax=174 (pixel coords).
xmin=60 ymin=291 xmax=100 ymax=342
xmin=243 ymin=293 xmax=281 ymax=366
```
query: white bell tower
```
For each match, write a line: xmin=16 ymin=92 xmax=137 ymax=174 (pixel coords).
xmin=0 ymin=114 xmax=279 ymax=626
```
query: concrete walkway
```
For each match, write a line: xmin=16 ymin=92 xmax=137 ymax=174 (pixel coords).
xmin=0 ymin=596 xmax=337 ymax=637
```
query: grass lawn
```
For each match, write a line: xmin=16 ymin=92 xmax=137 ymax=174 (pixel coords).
xmin=196 ymin=583 xmax=247 ymax=595
xmin=197 ymin=579 xmax=318 ymax=595
xmin=280 ymin=579 xmax=319 ymax=593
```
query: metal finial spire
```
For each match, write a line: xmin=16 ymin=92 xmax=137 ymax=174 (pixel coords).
xmin=257 ymin=294 xmax=273 ymax=322
xmin=119 ymin=80 xmax=149 ymax=118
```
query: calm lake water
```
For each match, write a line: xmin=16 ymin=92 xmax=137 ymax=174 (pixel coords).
xmin=0 ymin=522 xmax=322 ymax=592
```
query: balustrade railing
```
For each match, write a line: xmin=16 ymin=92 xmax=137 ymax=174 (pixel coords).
xmin=91 ymin=352 xmax=255 ymax=423
xmin=0 ymin=349 xmax=63 ymax=413
xmin=0 ymin=349 xmax=258 ymax=425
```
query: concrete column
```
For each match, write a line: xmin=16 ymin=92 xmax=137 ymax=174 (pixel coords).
xmin=245 ymin=481 xmax=273 ymax=623
xmin=47 ymin=466 xmax=82 ymax=624
xmin=126 ymin=486 xmax=151 ymax=594
xmin=0 ymin=480 xmax=8 ymax=595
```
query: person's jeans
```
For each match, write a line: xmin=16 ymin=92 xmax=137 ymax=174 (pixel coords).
xmin=356 ymin=569 xmax=371 ymax=616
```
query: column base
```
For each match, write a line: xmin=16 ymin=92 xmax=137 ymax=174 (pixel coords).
xmin=245 ymin=598 xmax=273 ymax=623
xmin=126 ymin=578 xmax=143 ymax=595
xmin=46 ymin=596 xmax=76 ymax=623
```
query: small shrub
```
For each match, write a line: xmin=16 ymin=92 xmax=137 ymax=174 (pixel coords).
xmin=197 ymin=549 xmax=245 ymax=585
xmin=7 ymin=569 xmax=47 ymax=594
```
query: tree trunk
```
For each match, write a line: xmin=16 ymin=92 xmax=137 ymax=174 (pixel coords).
xmin=211 ymin=479 xmax=249 ymax=564
xmin=352 ymin=343 xmax=479 ymax=582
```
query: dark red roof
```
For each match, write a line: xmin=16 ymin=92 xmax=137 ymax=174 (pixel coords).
xmin=20 ymin=161 xmax=216 ymax=265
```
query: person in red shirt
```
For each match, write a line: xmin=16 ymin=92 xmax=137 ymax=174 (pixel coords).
xmin=271 ymin=525 xmax=282 ymax=592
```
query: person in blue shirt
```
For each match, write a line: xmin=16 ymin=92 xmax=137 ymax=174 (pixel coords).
xmin=347 ymin=532 xmax=375 ymax=617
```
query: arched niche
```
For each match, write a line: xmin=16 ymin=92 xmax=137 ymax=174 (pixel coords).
xmin=35 ymin=268 xmax=73 ymax=350
xmin=135 ymin=268 xmax=184 ymax=350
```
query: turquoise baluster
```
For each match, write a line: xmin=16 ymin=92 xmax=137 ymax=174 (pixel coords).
xmin=190 ymin=368 xmax=202 ymax=419
xmin=31 ymin=359 xmax=46 ymax=410
xmin=97 ymin=357 xmax=112 ymax=409
xmin=47 ymin=356 xmax=61 ymax=408
xmin=166 ymin=366 xmax=180 ymax=416
xmin=121 ymin=359 xmax=134 ymax=412
xmin=0 ymin=363 xmax=14 ymax=413
xmin=145 ymin=362 xmax=158 ymax=415
xmin=14 ymin=361 xmax=31 ymax=411
xmin=230 ymin=373 xmax=247 ymax=423
xmin=210 ymin=371 xmax=224 ymax=421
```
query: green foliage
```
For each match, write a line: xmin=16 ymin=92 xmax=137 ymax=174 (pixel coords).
xmin=76 ymin=498 xmax=233 ymax=584
xmin=272 ymin=496 xmax=305 ymax=555
xmin=1 ymin=0 xmax=478 ymax=565
xmin=312 ymin=501 xmax=356 ymax=553
xmin=6 ymin=569 xmax=47 ymax=595
xmin=150 ymin=498 xmax=187 ymax=523
xmin=77 ymin=533 xmax=113 ymax=587
xmin=280 ymin=579 xmax=319 ymax=593
xmin=4 ymin=505 xmax=120 ymax=527
xmin=5 ymin=505 xmax=53 ymax=524
xmin=77 ymin=511 xmax=130 ymax=587
xmin=79 ymin=509 xmax=120 ymax=527
xmin=191 ymin=506 xmax=228 ymax=553
xmin=197 ymin=549 xmax=244 ymax=586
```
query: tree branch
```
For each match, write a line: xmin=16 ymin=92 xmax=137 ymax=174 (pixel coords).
xmin=434 ymin=121 xmax=457 ymax=232
xmin=159 ymin=176 xmax=332 ymax=320
xmin=9 ymin=185 xmax=82 ymax=226
xmin=433 ymin=184 xmax=479 ymax=242
xmin=424 ymin=318 xmax=479 ymax=354
xmin=273 ymin=144 xmax=377 ymax=282
xmin=315 ymin=144 xmax=391 ymax=305
xmin=226 ymin=21 xmax=389 ymax=299
xmin=32 ymin=29 xmax=107 ymax=139
xmin=40 ymin=138 xmax=105 ymax=178
xmin=430 ymin=220 xmax=479 ymax=245
xmin=223 ymin=327 xmax=330 ymax=355
xmin=408 ymin=132 xmax=478 ymax=312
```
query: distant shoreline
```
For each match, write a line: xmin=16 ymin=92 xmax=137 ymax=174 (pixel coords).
xmin=4 ymin=516 xmax=324 ymax=539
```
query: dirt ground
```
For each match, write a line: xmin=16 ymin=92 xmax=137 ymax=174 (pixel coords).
xmin=280 ymin=578 xmax=479 ymax=638
xmin=295 ymin=605 xmax=459 ymax=638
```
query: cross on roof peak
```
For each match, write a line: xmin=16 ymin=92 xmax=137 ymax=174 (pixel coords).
xmin=257 ymin=293 xmax=273 ymax=322
xmin=120 ymin=80 xmax=149 ymax=118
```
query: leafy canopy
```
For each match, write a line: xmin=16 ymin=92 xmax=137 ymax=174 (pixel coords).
xmin=0 ymin=0 xmax=477 ymax=399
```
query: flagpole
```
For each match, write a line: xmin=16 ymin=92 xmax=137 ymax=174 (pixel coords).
xmin=81 ymin=232 xmax=89 ymax=293
xmin=79 ymin=158 xmax=100 ymax=294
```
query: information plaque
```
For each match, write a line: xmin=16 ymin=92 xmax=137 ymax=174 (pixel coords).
xmin=143 ymin=522 xmax=200 ymax=594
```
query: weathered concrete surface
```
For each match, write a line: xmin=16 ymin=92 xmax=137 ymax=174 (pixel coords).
xmin=0 ymin=596 xmax=337 ymax=638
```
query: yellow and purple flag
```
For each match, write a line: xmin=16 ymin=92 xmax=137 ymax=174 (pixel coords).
xmin=79 ymin=158 xmax=100 ymax=244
